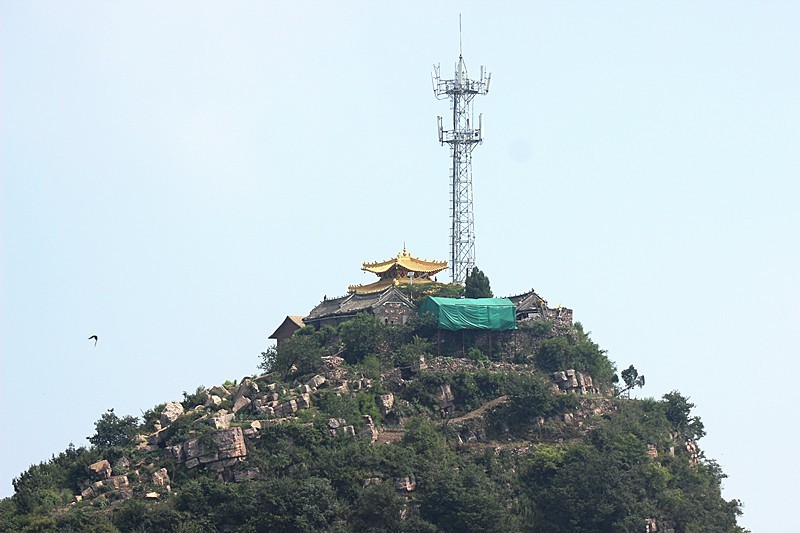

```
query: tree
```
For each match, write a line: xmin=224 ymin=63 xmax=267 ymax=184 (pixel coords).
xmin=87 ymin=409 xmax=140 ymax=449
xmin=339 ymin=313 xmax=386 ymax=365
xmin=464 ymin=267 xmax=492 ymax=298
xmin=662 ymin=390 xmax=706 ymax=440
xmin=616 ymin=365 xmax=646 ymax=397
xmin=260 ymin=334 xmax=324 ymax=379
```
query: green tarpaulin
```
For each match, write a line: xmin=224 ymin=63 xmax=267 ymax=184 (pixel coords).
xmin=418 ymin=297 xmax=517 ymax=331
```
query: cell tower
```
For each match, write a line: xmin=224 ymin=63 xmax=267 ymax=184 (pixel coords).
xmin=433 ymin=34 xmax=490 ymax=284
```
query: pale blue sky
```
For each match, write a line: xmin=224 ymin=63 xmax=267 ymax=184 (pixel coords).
xmin=2 ymin=2 xmax=798 ymax=530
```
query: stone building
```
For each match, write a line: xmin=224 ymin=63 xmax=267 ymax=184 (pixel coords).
xmin=304 ymin=287 xmax=416 ymax=329
xmin=508 ymin=289 xmax=573 ymax=326
xmin=268 ymin=316 xmax=306 ymax=345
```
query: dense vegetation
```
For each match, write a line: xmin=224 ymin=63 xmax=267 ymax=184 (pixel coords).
xmin=1 ymin=309 xmax=745 ymax=532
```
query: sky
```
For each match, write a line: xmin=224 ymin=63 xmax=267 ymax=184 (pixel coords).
xmin=1 ymin=1 xmax=798 ymax=530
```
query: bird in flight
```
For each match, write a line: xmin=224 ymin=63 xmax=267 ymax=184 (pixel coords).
xmin=88 ymin=335 xmax=98 ymax=347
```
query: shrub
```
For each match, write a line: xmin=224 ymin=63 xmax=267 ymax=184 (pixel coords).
xmin=339 ymin=313 xmax=387 ymax=364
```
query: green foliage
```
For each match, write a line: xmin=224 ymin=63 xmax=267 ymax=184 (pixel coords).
xmin=405 ymin=281 xmax=465 ymax=305
xmin=7 ymin=306 xmax=744 ymax=532
xmin=261 ymin=334 xmax=325 ymax=379
xmin=350 ymin=481 xmax=405 ymax=532
xmin=467 ymin=347 xmax=487 ymax=363
xmin=534 ymin=324 xmax=616 ymax=387
xmin=163 ymin=413 xmax=215 ymax=447
xmin=140 ymin=404 xmax=165 ymax=434
xmin=182 ymin=386 xmax=208 ymax=409
xmin=419 ymin=463 xmax=516 ymax=532
xmin=87 ymin=409 xmax=140 ymax=449
xmin=536 ymin=337 xmax=570 ymax=372
xmin=520 ymin=319 xmax=552 ymax=337
xmin=464 ymin=266 xmax=493 ymax=298
xmin=54 ymin=508 xmax=118 ymax=532
xmin=617 ymin=364 xmax=646 ymax=396
xmin=338 ymin=313 xmax=387 ymax=364
xmin=395 ymin=335 xmax=431 ymax=368
xmin=111 ymin=499 xmax=184 ymax=532
xmin=359 ymin=354 xmax=383 ymax=380
xmin=662 ymin=390 xmax=706 ymax=440
xmin=12 ymin=444 xmax=99 ymax=515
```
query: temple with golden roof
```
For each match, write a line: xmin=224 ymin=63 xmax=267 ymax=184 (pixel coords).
xmin=348 ymin=246 xmax=448 ymax=295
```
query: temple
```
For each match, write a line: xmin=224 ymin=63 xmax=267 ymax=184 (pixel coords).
xmin=348 ymin=246 xmax=448 ymax=294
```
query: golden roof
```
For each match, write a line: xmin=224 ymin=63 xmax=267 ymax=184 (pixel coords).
xmin=348 ymin=276 xmax=437 ymax=295
xmin=361 ymin=246 xmax=448 ymax=276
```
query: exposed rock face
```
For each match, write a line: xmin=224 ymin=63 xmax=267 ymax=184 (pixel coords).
xmin=170 ymin=427 xmax=247 ymax=471
xmin=233 ymin=378 xmax=259 ymax=405
xmin=233 ymin=396 xmax=252 ymax=414
xmin=113 ymin=457 xmax=130 ymax=472
xmin=152 ymin=468 xmax=171 ymax=491
xmin=208 ymin=412 xmax=235 ymax=430
xmin=205 ymin=394 xmax=223 ymax=407
xmin=80 ymin=475 xmax=130 ymax=500
xmin=394 ymin=476 xmax=416 ymax=492
xmin=87 ymin=460 xmax=112 ymax=480
xmin=551 ymin=369 xmax=598 ymax=394
xmin=160 ymin=401 xmax=185 ymax=427
xmin=438 ymin=384 xmax=455 ymax=409
xmin=378 ymin=393 xmax=395 ymax=415
xmin=361 ymin=415 xmax=378 ymax=443
xmin=327 ymin=418 xmax=355 ymax=438
xmin=210 ymin=385 xmax=231 ymax=399
xmin=307 ymin=375 xmax=326 ymax=389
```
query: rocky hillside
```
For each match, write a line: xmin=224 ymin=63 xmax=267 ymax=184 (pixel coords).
xmin=0 ymin=312 xmax=746 ymax=532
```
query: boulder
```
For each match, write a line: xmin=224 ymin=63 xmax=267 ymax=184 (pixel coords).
xmin=87 ymin=460 xmax=112 ymax=480
xmin=297 ymin=393 xmax=311 ymax=409
xmin=394 ymin=476 xmax=416 ymax=492
xmin=165 ymin=444 xmax=185 ymax=463
xmin=208 ymin=413 xmax=235 ymax=430
xmin=152 ymin=468 xmax=171 ymax=490
xmin=205 ymin=395 xmax=223 ymax=407
xmin=145 ymin=492 xmax=160 ymax=499
xmin=438 ymin=384 xmax=455 ymax=408
xmin=105 ymin=475 xmax=129 ymax=490
xmin=233 ymin=378 xmax=259 ymax=404
xmin=160 ymin=401 xmax=185 ymax=428
xmin=646 ymin=444 xmax=659 ymax=458
xmin=113 ymin=457 xmax=130 ymax=473
xmin=232 ymin=396 xmax=252 ymax=414
xmin=216 ymin=427 xmax=247 ymax=460
xmin=210 ymin=385 xmax=231 ymax=399
xmin=306 ymin=375 xmax=326 ymax=389
xmin=378 ymin=393 xmax=395 ymax=415
xmin=234 ymin=468 xmax=261 ymax=483
xmin=361 ymin=415 xmax=378 ymax=443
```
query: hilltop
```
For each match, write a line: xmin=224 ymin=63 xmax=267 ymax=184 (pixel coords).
xmin=0 ymin=284 xmax=746 ymax=532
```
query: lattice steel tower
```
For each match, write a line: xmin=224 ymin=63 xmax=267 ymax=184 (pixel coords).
xmin=433 ymin=49 xmax=490 ymax=284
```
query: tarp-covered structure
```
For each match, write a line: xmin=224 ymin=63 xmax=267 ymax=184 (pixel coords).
xmin=418 ymin=297 xmax=517 ymax=331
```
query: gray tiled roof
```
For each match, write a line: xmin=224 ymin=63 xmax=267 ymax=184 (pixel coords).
xmin=306 ymin=287 xmax=414 ymax=321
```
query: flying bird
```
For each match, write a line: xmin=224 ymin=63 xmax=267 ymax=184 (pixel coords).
xmin=88 ymin=335 xmax=98 ymax=346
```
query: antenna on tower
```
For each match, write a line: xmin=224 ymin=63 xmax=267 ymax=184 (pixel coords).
xmin=459 ymin=13 xmax=463 ymax=57
xmin=432 ymin=19 xmax=491 ymax=284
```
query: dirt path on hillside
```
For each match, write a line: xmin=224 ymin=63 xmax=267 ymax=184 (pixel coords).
xmin=445 ymin=395 xmax=509 ymax=425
